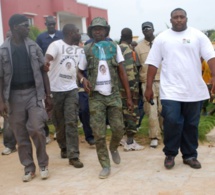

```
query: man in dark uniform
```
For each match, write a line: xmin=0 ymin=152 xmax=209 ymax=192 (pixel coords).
xmin=0 ymin=14 xmax=52 ymax=182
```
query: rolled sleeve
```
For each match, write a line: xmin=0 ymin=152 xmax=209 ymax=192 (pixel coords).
xmin=78 ymin=51 xmax=87 ymax=70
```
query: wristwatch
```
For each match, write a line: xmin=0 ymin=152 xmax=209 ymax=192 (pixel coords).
xmin=46 ymin=94 xmax=53 ymax=98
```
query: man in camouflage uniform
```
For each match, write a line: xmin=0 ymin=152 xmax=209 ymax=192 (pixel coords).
xmin=119 ymin=28 xmax=144 ymax=151
xmin=135 ymin=22 xmax=162 ymax=148
xmin=78 ymin=17 xmax=133 ymax=179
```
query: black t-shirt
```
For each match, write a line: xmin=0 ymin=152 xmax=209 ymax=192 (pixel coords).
xmin=10 ymin=41 xmax=35 ymax=86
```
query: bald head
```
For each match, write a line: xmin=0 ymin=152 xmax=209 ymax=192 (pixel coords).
xmin=62 ymin=24 xmax=81 ymax=44
xmin=62 ymin=24 xmax=76 ymax=36
xmin=45 ymin=16 xmax=56 ymax=34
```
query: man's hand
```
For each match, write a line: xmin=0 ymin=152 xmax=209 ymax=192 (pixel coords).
xmin=0 ymin=101 xmax=8 ymax=117
xmin=82 ymin=79 xmax=92 ymax=94
xmin=42 ymin=62 xmax=50 ymax=72
xmin=45 ymin=96 xmax=53 ymax=113
xmin=144 ymin=87 xmax=154 ymax=103
xmin=126 ymin=98 xmax=134 ymax=113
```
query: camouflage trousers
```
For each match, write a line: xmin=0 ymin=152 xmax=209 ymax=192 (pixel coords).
xmin=52 ymin=89 xmax=80 ymax=159
xmin=142 ymin=81 xmax=162 ymax=139
xmin=121 ymin=89 xmax=140 ymax=136
xmin=89 ymin=91 xmax=125 ymax=168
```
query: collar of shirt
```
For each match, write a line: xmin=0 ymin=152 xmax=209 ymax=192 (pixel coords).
xmin=44 ymin=30 xmax=61 ymax=39
xmin=144 ymin=39 xmax=153 ymax=47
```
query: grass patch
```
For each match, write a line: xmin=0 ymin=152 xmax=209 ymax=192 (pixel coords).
xmin=199 ymin=115 xmax=215 ymax=142
xmin=48 ymin=103 xmax=215 ymax=143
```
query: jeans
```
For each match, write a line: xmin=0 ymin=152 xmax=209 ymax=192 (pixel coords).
xmin=161 ymin=100 xmax=202 ymax=159
xmin=79 ymin=92 xmax=94 ymax=142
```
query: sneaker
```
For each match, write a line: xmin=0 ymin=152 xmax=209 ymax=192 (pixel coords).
xmin=46 ymin=136 xmax=51 ymax=144
xmin=107 ymin=125 xmax=110 ymax=129
xmin=78 ymin=123 xmax=83 ymax=128
xmin=110 ymin=150 xmax=120 ymax=164
xmin=40 ymin=167 xmax=49 ymax=179
xmin=87 ymin=139 xmax=95 ymax=146
xmin=119 ymin=137 xmax=126 ymax=146
xmin=22 ymin=171 xmax=35 ymax=182
xmin=53 ymin=132 xmax=57 ymax=140
xmin=69 ymin=158 xmax=84 ymax=168
xmin=164 ymin=156 xmax=175 ymax=169
xmin=2 ymin=147 xmax=17 ymax=155
xmin=61 ymin=148 xmax=67 ymax=159
xmin=99 ymin=167 xmax=111 ymax=179
xmin=183 ymin=157 xmax=201 ymax=169
xmin=150 ymin=139 xmax=158 ymax=148
xmin=123 ymin=140 xmax=144 ymax=151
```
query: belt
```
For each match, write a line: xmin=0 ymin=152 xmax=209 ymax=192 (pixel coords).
xmin=11 ymin=82 xmax=35 ymax=90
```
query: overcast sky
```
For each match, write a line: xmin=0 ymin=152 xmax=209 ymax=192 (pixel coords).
xmin=78 ymin=0 xmax=215 ymax=41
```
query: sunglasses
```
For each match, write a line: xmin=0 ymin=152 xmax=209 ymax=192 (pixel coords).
xmin=47 ymin=23 xmax=56 ymax=26
xmin=18 ymin=23 xmax=29 ymax=28
xmin=142 ymin=27 xmax=152 ymax=32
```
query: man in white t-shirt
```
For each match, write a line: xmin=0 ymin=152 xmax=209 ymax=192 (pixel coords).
xmin=78 ymin=17 xmax=133 ymax=179
xmin=145 ymin=8 xmax=215 ymax=170
xmin=45 ymin=24 xmax=84 ymax=168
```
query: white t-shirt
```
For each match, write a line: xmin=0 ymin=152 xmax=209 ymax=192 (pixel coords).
xmin=46 ymin=40 xmax=84 ymax=92
xmin=79 ymin=44 xmax=124 ymax=96
xmin=145 ymin=27 xmax=215 ymax=102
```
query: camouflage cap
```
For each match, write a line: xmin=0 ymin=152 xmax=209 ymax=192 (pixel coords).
xmin=88 ymin=17 xmax=110 ymax=38
xmin=90 ymin=17 xmax=109 ymax=27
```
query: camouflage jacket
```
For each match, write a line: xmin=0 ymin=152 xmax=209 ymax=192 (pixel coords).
xmin=119 ymin=43 xmax=139 ymax=99
xmin=84 ymin=41 xmax=120 ymax=93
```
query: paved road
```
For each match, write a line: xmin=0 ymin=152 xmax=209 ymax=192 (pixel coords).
xmin=0 ymin=135 xmax=215 ymax=195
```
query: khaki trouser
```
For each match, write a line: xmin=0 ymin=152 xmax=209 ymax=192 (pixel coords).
xmin=142 ymin=82 xmax=162 ymax=139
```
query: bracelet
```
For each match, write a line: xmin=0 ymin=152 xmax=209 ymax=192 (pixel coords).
xmin=80 ymin=77 xmax=85 ymax=84
xmin=46 ymin=94 xmax=53 ymax=98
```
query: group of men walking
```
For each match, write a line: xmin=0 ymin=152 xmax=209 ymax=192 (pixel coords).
xmin=0 ymin=7 xmax=215 ymax=182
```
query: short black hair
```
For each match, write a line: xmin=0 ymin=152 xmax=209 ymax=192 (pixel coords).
xmin=62 ymin=24 xmax=76 ymax=37
xmin=119 ymin=28 xmax=132 ymax=44
xmin=45 ymin=16 xmax=55 ymax=23
xmin=171 ymin=8 xmax=187 ymax=17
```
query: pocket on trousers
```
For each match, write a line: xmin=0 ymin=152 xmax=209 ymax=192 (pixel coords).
xmin=37 ymin=100 xmax=48 ymax=122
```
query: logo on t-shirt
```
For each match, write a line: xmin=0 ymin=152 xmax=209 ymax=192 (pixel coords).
xmin=182 ymin=38 xmax=190 ymax=44
xmin=66 ymin=62 xmax=71 ymax=70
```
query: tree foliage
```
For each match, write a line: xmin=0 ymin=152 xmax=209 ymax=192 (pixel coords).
xmin=203 ymin=29 xmax=215 ymax=41
xmin=28 ymin=26 xmax=42 ymax=41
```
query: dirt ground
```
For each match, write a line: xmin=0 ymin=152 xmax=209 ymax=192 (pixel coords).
xmin=1 ymin=134 xmax=215 ymax=195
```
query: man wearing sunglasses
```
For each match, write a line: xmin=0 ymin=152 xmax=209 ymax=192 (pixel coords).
xmin=36 ymin=16 xmax=63 ymax=144
xmin=135 ymin=21 xmax=162 ymax=148
xmin=0 ymin=14 xmax=52 ymax=182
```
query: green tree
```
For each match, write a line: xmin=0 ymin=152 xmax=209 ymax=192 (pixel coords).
xmin=28 ymin=26 xmax=41 ymax=41
xmin=203 ymin=29 xmax=215 ymax=41
xmin=209 ymin=31 xmax=215 ymax=42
